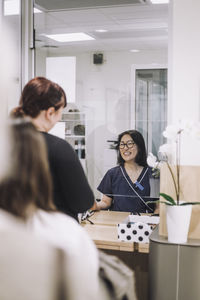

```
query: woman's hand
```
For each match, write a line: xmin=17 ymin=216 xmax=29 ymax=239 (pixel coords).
xmin=91 ymin=195 xmax=112 ymax=211
xmin=90 ymin=201 xmax=100 ymax=211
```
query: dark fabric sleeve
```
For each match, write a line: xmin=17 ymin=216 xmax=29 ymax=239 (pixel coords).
xmin=97 ymin=169 xmax=113 ymax=198
xmin=48 ymin=136 xmax=94 ymax=217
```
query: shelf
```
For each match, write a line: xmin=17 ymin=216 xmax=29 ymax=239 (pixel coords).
xmin=62 ymin=112 xmax=84 ymax=115
xmin=61 ymin=119 xmax=85 ymax=121
xmin=61 ymin=112 xmax=85 ymax=122
xmin=60 ymin=112 xmax=86 ymax=173
xmin=65 ymin=135 xmax=85 ymax=138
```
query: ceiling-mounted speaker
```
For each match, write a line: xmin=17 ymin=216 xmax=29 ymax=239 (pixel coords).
xmin=93 ymin=53 xmax=103 ymax=64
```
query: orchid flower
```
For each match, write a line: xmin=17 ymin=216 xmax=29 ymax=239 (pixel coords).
xmin=148 ymin=121 xmax=200 ymax=206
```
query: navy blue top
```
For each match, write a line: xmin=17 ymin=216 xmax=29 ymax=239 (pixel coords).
xmin=97 ymin=165 xmax=155 ymax=213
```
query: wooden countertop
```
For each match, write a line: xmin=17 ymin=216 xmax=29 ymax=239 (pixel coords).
xmin=82 ymin=210 xmax=130 ymax=226
xmin=81 ymin=211 xmax=149 ymax=253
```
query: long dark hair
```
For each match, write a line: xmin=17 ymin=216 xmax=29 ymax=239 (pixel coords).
xmin=117 ymin=130 xmax=147 ymax=166
xmin=10 ymin=77 xmax=67 ymax=118
xmin=0 ymin=119 xmax=55 ymax=220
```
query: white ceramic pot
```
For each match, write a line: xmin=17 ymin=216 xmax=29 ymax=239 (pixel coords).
xmin=166 ymin=204 xmax=192 ymax=244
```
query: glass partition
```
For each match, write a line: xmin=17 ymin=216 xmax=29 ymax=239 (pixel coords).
xmin=33 ymin=1 xmax=168 ymax=208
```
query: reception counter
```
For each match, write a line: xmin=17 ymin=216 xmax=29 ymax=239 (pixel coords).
xmin=82 ymin=211 xmax=200 ymax=300
xmin=81 ymin=211 xmax=150 ymax=300
xmin=81 ymin=210 xmax=149 ymax=253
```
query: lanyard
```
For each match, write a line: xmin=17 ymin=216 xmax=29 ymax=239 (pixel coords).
xmin=120 ymin=166 xmax=153 ymax=212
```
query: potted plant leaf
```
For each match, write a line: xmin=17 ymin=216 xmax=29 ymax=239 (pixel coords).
xmin=147 ymin=122 xmax=200 ymax=244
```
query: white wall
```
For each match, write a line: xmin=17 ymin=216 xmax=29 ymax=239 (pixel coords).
xmin=168 ymin=0 xmax=200 ymax=166
xmin=1 ymin=19 xmax=21 ymax=114
xmin=46 ymin=56 xmax=76 ymax=103
xmin=36 ymin=48 xmax=167 ymax=197
xmin=0 ymin=11 xmax=19 ymax=180
xmin=168 ymin=0 xmax=200 ymax=123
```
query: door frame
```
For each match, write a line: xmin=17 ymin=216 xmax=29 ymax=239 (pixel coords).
xmin=130 ymin=64 xmax=167 ymax=129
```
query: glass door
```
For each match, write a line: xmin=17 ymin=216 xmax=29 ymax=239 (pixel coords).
xmin=135 ymin=68 xmax=167 ymax=155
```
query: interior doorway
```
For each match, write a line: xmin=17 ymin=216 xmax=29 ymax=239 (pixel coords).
xmin=131 ymin=66 xmax=167 ymax=156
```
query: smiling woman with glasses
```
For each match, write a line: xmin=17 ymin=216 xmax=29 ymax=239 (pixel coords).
xmin=93 ymin=129 xmax=157 ymax=213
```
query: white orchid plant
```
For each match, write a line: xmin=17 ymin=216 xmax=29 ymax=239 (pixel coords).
xmin=147 ymin=121 xmax=200 ymax=206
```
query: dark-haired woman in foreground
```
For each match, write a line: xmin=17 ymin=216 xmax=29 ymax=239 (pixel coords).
xmin=95 ymin=130 xmax=155 ymax=213
xmin=11 ymin=77 xmax=95 ymax=221
xmin=0 ymin=119 xmax=99 ymax=299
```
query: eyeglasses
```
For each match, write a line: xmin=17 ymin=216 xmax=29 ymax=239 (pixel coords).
xmin=119 ymin=141 xmax=136 ymax=149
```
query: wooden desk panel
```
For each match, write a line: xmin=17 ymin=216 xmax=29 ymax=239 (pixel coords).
xmin=82 ymin=223 xmax=134 ymax=251
xmin=82 ymin=211 xmax=149 ymax=253
xmin=135 ymin=243 xmax=149 ymax=253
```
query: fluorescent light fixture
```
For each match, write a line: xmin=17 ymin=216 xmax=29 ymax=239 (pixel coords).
xmin=130 ymin=49 xmax=140 ymax=53
xmin=150 ymin=0 xmax=169 ymax=4
xmin=4 ymin=0 xmax=19 ymax=16
xmin=95 ymin=29 xmax=108 ymax=33
xmin=45 ymin=33 xmax=95 ymax=43
xmin=34 ymin=8 xmax=42 ymax=13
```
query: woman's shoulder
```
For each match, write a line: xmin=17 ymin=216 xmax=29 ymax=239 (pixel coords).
xmin=41 ymin=132 xmax=69 ymax=147
xmin=41 ymin=132 xmax=75 ymax=156
xmin=32 ymin=210 xmax=98 ymax=262
xmin=32 ymin=210 xmax=95 ymax=243
xmin=106 ymin=165 xmax=121 ymax=175
xmin=34 ymin=209 xmax=80 ymax=229
xmin=100 ymin=166 xmax=121 ymax=182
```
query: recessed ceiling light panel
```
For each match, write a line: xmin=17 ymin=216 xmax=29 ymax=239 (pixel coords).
xmin=150 ymin=0 xmax=169 ymax=4
xmin=45 ymin=33 xmax=95 ymax=42
xmin=130 ymin=49 xmax=140 ymax=53
xmin=95 ymin=29 xmax=108 ymax=33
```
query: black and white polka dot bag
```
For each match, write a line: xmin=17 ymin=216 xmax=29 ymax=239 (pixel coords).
xmin=117 ymin=215 xmax=160 ymax=243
